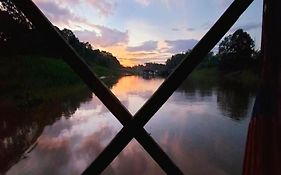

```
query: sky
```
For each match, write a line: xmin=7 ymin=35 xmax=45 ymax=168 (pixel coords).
xmin=33 ymin=0 xmax=263 ymax=66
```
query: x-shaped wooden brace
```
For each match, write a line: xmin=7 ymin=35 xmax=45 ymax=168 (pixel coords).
xmin=12 ymin=0 xmax=253 ymax=174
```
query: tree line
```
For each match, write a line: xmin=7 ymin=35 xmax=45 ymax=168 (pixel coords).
xmin=1 ymin=0 xmax=260 ymax=76
xmin=132 ymin=29 xmax=261 ymax=76
xmin=0 ymin=0 xmax=122 ymax=69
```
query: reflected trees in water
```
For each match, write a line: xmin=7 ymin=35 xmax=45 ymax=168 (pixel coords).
xmin=178 ymin=76 xmax=256 ymax=121
xmin=217 ymin=79 xmax=256 ymax=120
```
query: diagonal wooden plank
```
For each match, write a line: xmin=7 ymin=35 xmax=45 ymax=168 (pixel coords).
xmin=11 ymin=0 xmax=183 ymax=174
xmin=83 ymin=0 xmax=254 ymax=174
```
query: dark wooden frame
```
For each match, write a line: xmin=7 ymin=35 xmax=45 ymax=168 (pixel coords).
xmin=11 ymin=0 xmax=253 ymax=174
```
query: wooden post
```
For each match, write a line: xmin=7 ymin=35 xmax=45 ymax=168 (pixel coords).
xmin=83 ymin=0 xmax=254 ymax=174
xmin=11 ymin=0 xmax=183 ymax=174
xmin=243 ymin=0 xmax=281 ymax=174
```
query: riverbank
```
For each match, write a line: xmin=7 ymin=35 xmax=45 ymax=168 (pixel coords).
xmin=0 ymin=55 xmax=259 ymax=108
xmin=0 ymin=55 xmax=122 ymax=107
xmin=3 ymin=75 xmax=257 ymax=175
xmin=188 ymin=67 xmax=259 ymax=87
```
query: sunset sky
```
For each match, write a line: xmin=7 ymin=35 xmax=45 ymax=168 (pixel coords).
xmin=33 ymin=0 xmax=263 ymax=66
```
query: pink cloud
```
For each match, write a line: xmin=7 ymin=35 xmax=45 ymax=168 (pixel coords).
xmin=33 ymin=0 xmax=127 ymax=48
xmin=87 ymin=0 xmax=117 ymax=17
xmin=74 ymin=26 xmax=128 ymax=47
xmin=34 ymin=0 xmax=117 ymax=17
xmin=38 ymin=136 xmax=69 ymax=150
xmin=34 ymin=1 xmax=86 ymax=26
xmin=135 ymin=0 xmax=151 ymax=6
xmin=126 ymin=40 xmax=158 ymax=52
xmin=164 ymin=39 xmax=198 ymax=54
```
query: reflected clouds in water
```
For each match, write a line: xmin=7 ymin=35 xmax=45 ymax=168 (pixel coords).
xmin=5 ymin=76 xmax=256 ymax=175
xmin=7 ymin=99 xmax=122 ymax=175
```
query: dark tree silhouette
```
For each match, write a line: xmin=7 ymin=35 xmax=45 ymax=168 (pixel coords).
xmin=0 ymin=1 xmax=121 ymax=69
xmin=59 ymin=28 xmax=121 ymax=68
xmin=218 ymin=29 xmax=255 ymax=71
xmin=165 ymin=51 xmax=189 ymax=73
xmin=0 ymin=0 xmax=34 ymax=54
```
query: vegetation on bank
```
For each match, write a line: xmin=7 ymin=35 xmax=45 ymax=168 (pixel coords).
xmin=0 ymin=56 xmax=88 ymax=106
xmin=0 ymin=0 xmax=260 ymax=97
xmin=131 ymin=29 xmax=261 ymax=84
xmin=0 ymin=1 xmax=123 ymax=71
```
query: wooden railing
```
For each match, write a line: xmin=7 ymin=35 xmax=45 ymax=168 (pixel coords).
xmin=12 ymin=0 xmax=253 ymax=174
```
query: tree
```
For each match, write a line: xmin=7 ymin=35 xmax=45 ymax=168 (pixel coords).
xmin=198 ymin=52 xmax=219 ymax=69
xmin=0 ymin=0 xmax=34 ymax=54
xmin=0 ymin=2 xmax=122 ymax=69
xmin=60 ymin=28 xmax=121 ymax=69
xmin=165 ymin=51 xmax=190 ymax=72
xmin=218 ymin=29 xmax=255 ymax=71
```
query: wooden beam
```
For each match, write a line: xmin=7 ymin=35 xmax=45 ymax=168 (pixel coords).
xmin=83 ymin=0 xmax=254 ymax=174
xmin=11 ymin=0 xmax=183 ymax=174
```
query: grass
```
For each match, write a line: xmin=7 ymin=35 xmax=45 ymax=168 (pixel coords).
xmin=0 ymin=55 xmax=93 ymax=107
xmin=185 ymin=67 xmax=259 ymax=93
xmin=0 ymin=55 xmax=125 ymax=107
xmin=222 ymin=69 xmax=260 ymax=87
xmin=92 ymin=65 xmax=121 ymax=77
xmin=189 ymin=67 xmax=219 ymax=82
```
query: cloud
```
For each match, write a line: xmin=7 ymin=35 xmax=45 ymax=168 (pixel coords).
xmin=104 ymin=140 xmax=161 ymax=175
xmin=201 ymin=22 xmax=212 ymax=30
xmin=119 ymin=56 xmax=168 ymax=66
xmin=126 ymin=40 xmax=158 ymax=52
xmin=135 ymin=0 xmax=150 ymax=6
xmin=165 ymin=39 xmax=198 ymax=53
xmin=186 ymin=27 xmax=196 ymax=31
xmin=217 ymin=0 xmax=232 ymax=7
xmin=87 ymin=0 xmax=117 ymax=16
xmin=230 ymin=23 xmax=262 ymax=32
xmin=34 ymin=1 xmax=86 ymax=26
xmin=74 ymin=26 xmax=128 ymax=47
xmin=172 ymin=28 xmax=180 ymax=31
xmin=35 ymin=0 xmax=117 ymax=17
xmin=128 ymin=52 xmax=158 ymax=57
xmin=34 ymin=0 xmax=127 ymax=48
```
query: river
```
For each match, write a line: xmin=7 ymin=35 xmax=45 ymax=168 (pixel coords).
xmin=2 ymin=75 xmax=256 ymax=175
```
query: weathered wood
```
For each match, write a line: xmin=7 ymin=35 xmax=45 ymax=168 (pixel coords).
xmin=83 ymin=0 xmax=254 ymax=174
xmin=11 ymin=0 xmax=183 ymax=174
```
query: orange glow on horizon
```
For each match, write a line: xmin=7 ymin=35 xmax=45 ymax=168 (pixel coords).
xmin=119 ymin=59 xmax=138 ymax=67
xmin=99 ymin=46 xmax=138 ymax=67
xmin=111 ymin=76 xmax=163 ymax=97
xmin=99 ymin=45 xmax=164 ymax=67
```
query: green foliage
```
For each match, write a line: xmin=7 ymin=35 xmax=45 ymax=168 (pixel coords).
xmin=92 ymin=65 xmax=121 ymax=77
xmin=60 ymin=29 xmax=122 ymax=69
xmin=0 ymin=56 xmax=82 ymax=90
xmin=189 ymin=68 xmax=218 ymax=81
xmin=219 ymin=29 xmax=255 ymax=56
xmin=0 ymin=3 xmax=122 ymax=70
xmin=131 ymin=63 xmax=166 ymax=76
xmin=0 ymin=0 xmax=35 ymax=54
xmin=0 ymin=56 xmax=93 ymax=107
xmin=164 ymin=51 xmax=218 ymax=74
xmin=165 ymin=52 xmax=188 ymax=72
xmin=197 ymin=52 xmax=219 ymax=69
xmin=218 ymin=29 xmax=256 ymax=71
xmin=131 ymin=29 xmax=259 ymax=80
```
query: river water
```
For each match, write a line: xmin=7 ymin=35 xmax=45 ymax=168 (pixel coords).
xmin=2 ymin=75 xmax=256 ymax=175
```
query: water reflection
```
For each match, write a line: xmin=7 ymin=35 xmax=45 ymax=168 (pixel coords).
xmin=6 ymin=102 xmax=121 ymax=175
xmin=217 ymin=79 xmax=256 ymax=121
xmin=0 ymin=86 xmax=92 ymax=174
xmin=111 ymin=76 xmax=164 ymax=114
xmin=3 ymin=75 xmax=256 ymax=175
